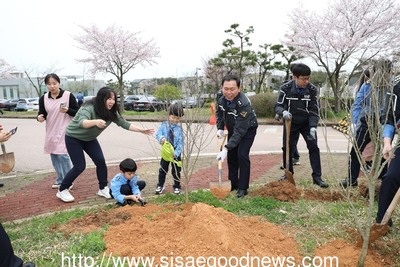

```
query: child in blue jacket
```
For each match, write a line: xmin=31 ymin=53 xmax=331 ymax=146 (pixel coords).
xmin=110 ymin=158 xmax=146 ymax=206
xmin=155 ymin=104 xmax=184 ymax=194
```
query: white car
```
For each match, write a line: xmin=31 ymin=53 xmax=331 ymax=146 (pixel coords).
xmin=28 ymin=97 xmax=39 ymax=111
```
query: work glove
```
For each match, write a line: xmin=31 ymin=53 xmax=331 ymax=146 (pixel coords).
xmin=216 ymin=129 xmax=224 ymax=139
xmin=310 ymin=127 xmax=317 ymax=140
xmin=282 ymin=110 xmax=292 ymax=121
xmin=216 ymin=148 xmax=228 ymax=162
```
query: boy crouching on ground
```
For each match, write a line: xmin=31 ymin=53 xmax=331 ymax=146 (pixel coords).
xmin=110 ymin=158 xmax=146 ymax=206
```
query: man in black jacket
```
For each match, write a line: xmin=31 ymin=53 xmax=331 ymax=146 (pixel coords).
xmin=274 ymin=63 xmax=328 ymax=188
xmin=0 ymin=223 xmax=35 ymax=267
xmin=376 ymin=76 xmax=400 ymax=226
xmin=216 ymin=74 xmax=258 ymax=198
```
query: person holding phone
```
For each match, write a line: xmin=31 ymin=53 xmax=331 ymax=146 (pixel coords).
xmin=0 ymin=124 xmax=13 ymax=187
xmin=37 ymin=73 xmax=79 ymax=189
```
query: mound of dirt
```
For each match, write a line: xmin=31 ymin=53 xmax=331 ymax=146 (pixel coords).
xmin=251 ymin=180 xmax=345 ymax=202
xmin=104 ymin=203 xmax=303 ymax=263
xmin=314 ymin=239 xmax=389 ymax=266
xmin=59 ymin=202 xmax=387 ymax=266
xmin=251 ymin=180 xmax=298 ymax=202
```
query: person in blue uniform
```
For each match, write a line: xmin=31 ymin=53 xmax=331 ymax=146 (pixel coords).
xmin=216 ymin=73 xmax=258 ymax=198
xmin=274 ymin=63 xmax=328 ymax=188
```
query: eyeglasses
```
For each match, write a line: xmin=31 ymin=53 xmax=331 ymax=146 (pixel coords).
xmin=297 ymin=76 xmax=310 ymax=81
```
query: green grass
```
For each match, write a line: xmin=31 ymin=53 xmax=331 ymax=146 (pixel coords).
xmin=3 ymin=188 xmax=400 ymax=266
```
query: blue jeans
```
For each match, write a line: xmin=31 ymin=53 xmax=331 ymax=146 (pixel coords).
xmin=60 ymin=135 xmax=108 ymax=191
xmin=50 ymin=154 xmax=72 ymax=185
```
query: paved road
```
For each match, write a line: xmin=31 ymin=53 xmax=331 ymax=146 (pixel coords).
xmin=0 ymin=118 xmax=350 ymax=175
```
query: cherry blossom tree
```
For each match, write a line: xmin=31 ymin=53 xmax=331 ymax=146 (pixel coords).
xmin=285 ymin=0 xmax=400 ymax=112
xmin=74 ymin=24 xmax=160 ymax=110
xmin=0 ymin=59 xmax=14 ymax=79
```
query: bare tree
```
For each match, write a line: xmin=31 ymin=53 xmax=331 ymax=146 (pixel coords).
xmin=0 ymin=59 xmax=15 ymax=79
xmin=74 ymin=24 xmax=160 ymax=111
xmin=24 ymin=64 xmax=61 ymax=97
xmin=285 ymin=0 xmax=400 ymax=112
xmin=325 ymin=60 xmax=396 ymax=266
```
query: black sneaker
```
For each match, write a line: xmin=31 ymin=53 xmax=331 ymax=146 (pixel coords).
xmin=155 ymin=185 xmax=165 ymax=194
xmin=340 ymin=179 xmax=358 ymax=188
xmin=313 ymin=179 xmax=329 ymax=188
xmin=376 ymin=218 xmax=393 ymax=227
xmin=278 ymin=175 xmax=287 ymax=181
xmin=293 ymin=158 xmax=300 ymax=165
xmin=115 ymin=201 xmax=127 ymax=207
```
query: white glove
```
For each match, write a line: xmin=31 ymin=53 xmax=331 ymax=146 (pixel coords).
xmin=310 ymin=127 xmax=317 ymax=140
xmin=216 ymin=148 xmax=228 ymax=162
xmin=216 ymin=129 xmax=224 ymax=139
xmin=282 ymin=110 xmax=292 ymax=121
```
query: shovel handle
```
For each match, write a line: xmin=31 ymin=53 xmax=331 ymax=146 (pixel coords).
xmin=220 ymin=134 xmax=227 ymax=152
xmin=381 ymin=187 xmax=400 ymax=225
xmin=217 ymin=135 xmax=226 ymax=185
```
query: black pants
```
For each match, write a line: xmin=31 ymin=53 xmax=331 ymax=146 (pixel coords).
xmin=283 ymin=122 xmax=321 ymax=180
xmin=158 ymin=157 xmax=181 ymax=189
xmin=60 ymin=136 xmax=108 ymax=191
xmin=0 ymin=223 xmax=23 ymax=267
xmin=348 ymin=119 xmax=387 ymax=182
xmin=227 ymin=126 xmax=257 ymax=190
xmin=110 ymin=181 xmax=146 ymax=199
xmin=377 ymin=145 xmax=400 ymax=222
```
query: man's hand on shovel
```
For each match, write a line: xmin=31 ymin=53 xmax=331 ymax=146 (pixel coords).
xmin=216 ymin=148 xmax=228 ymax=162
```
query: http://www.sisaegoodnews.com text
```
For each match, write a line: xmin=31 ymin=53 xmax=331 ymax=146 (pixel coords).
xmin=60 ymin=252 xmax=339 ymax=267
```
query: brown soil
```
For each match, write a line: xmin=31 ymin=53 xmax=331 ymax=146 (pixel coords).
xmin=251 ymin=180 xmax=345 ymax=202
xmin=59 ymin=201 xmax=388 ymax=266
xmin=209 ymin=181 xmax=231 ymax=199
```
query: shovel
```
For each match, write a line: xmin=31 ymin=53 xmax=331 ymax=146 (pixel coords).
xmin=0 ymin=140 xmax=15 ymax=173
xmin=357 ymin=187 xmax=400 ymax=246
xmin=284 ymin=119 xmax=295 ymax=185
xmin=209 ymin=134 xmax=231 ymax=199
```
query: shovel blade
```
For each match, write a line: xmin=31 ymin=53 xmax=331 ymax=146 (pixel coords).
xmin=284 ymin=168 xmax=295 ymax=186
xmin=209 ymin=181 xmax=231 ymax=199
xmin=356 ymin=224 xmax=390 ymax=247
xmin=0 ymin=152 xmax=15 ymax=173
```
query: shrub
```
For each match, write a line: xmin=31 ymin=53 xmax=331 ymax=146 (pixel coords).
xmin=248 ymin=92 xmax=277 ymax=117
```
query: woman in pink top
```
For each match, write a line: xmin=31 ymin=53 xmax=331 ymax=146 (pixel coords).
xmin=37 ymin=74 xmax=79 ymax=188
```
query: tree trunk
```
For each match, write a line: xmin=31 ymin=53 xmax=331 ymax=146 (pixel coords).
xmin=334 ymin=95 xmax=341 ymax=113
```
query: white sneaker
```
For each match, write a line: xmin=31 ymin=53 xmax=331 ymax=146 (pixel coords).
xmin=53 ymin=183 xmax=74 ymax=190
xmin=97 ymin=186 xmax=111 ymax=199
xmin=56 ymin=189 xmax=75 ymax=202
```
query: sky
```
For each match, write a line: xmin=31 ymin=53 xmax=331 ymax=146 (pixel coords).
xmin=1 ymin=0 xmax=327 ymax=81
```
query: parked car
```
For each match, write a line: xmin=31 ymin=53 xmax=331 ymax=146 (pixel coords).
xmin=133 ymin=96 xmax=165 ymax=112
xmin=181 ymin=96 xmax=205 ymax=108
xmin=84 ymin=96 xmax=95 ymax=102
xmin=14 ymin=98 xmax=38 ymax=112
xmin=0 ymin=99 xmax=19 ymax=111
xmin=124 ymin=95 xmax=143 ymax=110
xmin=27 ymin=97 xmax=39 ymax=111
